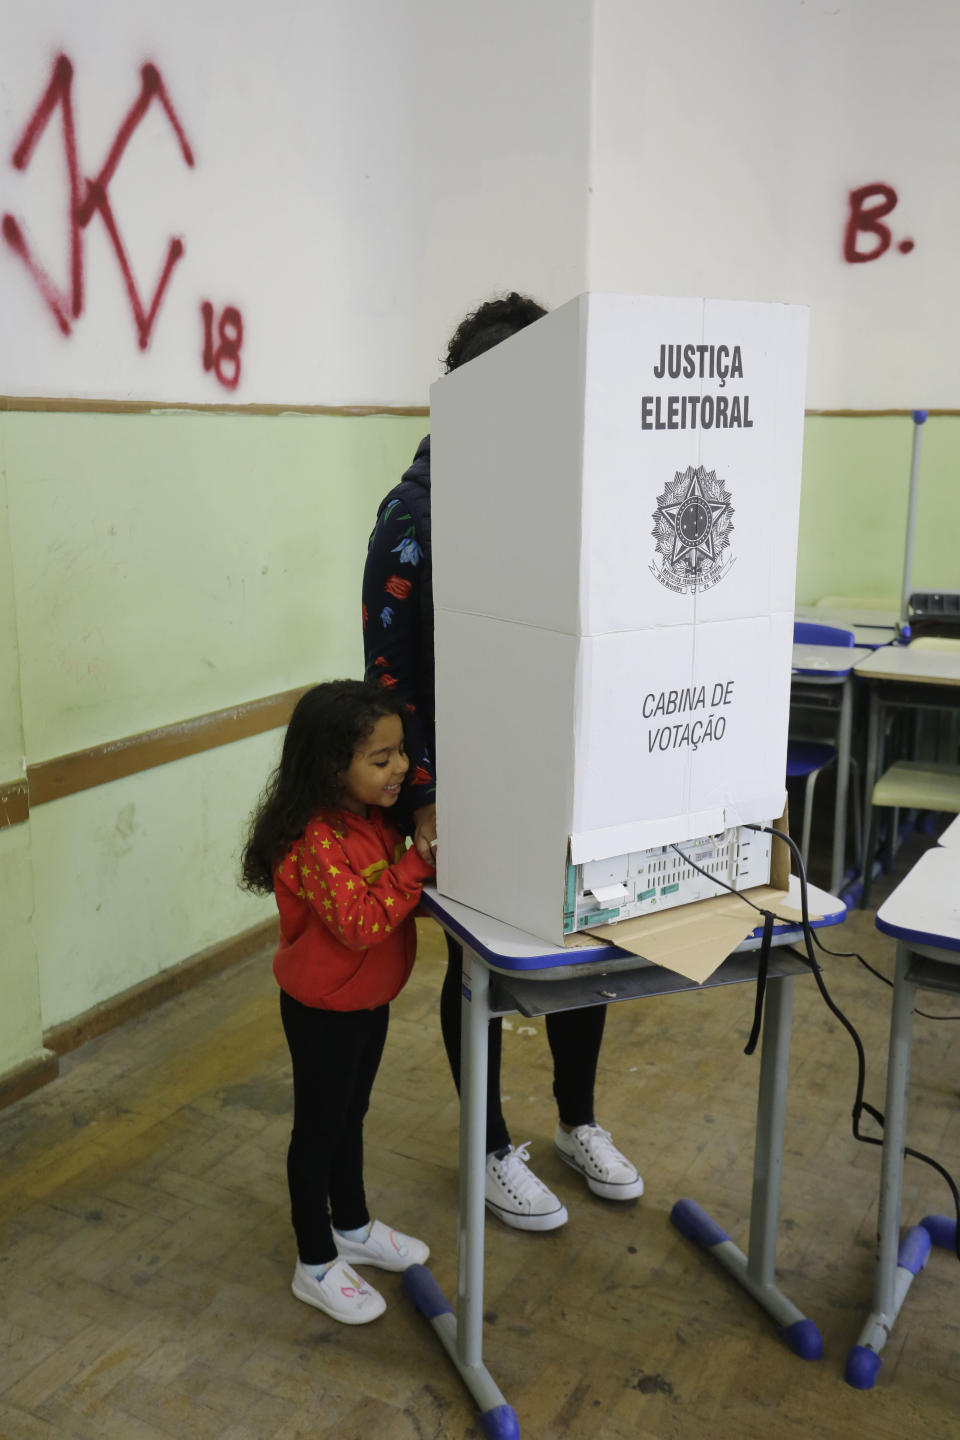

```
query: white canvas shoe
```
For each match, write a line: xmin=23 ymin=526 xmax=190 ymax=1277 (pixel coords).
xmin=485 ymin=1142 xmax=568 ymax=1231
xmin=334 ymin=1218 xmax=429 ymax=1272
xmin=291 ymin=1258 xmax=386 ymax=1324
xmin=555 ymin=1123 xmax=644 ymax=1201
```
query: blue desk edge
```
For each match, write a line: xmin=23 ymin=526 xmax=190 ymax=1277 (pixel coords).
xmin=420 ymin=891 xmax=847 ymax=972
xmin=792 ymin=664 xmax=856 ymax=678
xmin=875 ymin=915 xmax=960 ymax=954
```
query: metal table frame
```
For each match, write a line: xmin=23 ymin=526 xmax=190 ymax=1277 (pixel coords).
xmin=789 ymin=662 xmax=859 ymax=895
xmin=846 ymin=847 xmax=960 ymax=1389
xmin=404 ymin=879 xmax=845 ymax=1438
xmin=855 ymin=646 xmax=960 ymax=898
xmin=862 ymin=678 xmax=960 ymax=856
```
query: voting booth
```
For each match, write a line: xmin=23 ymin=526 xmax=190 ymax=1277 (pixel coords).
xmin=431 ymin=292 xmax=809 ymax=947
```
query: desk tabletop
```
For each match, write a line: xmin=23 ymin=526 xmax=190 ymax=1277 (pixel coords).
xmin=854 ymin=641 xmax=960 ymax=687
xmin=795 ymin=604 xmax=899 ymax=631
xmin=421 ymin=875 xmax=845 ymax=972
xmin=939 ymin=815 xmax=960 ymax=848
xmin=848 ymin=627 xmax=897 ymax=650
xmin=876 ymin=847 xmax=960 ymax=953
xmin=792 ymin=643 xmax=871 ymax=677
xmin=793 ymin=610 xmax=895 ymax=649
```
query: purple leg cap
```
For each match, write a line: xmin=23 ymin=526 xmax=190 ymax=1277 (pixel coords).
xmin=846 ymin=1345 xmax=882 ymax=1389
xmin=781 ymin=1318 xmax=822 ymax=1359
xmin=920 ymin=1214 xmax=957 ymax=1250
xmin=402 ymin=1264 xmax=452 ymax=1320
xmin=670 ymin=1198 xmax=729 ymax=1248
xmin=480 ymin=1404 xmax=520 ymax=1439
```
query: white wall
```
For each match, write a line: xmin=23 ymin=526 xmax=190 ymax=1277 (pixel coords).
xmin=6 ymin=2 xmax=956 ymax=411
xmin=588 ymin=0 xmax=960 ymax=409
xmin=0 ymin=0 xmax=591 ymax=406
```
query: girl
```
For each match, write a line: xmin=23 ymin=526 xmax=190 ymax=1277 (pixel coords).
xmin=241 ymin=680 xmax=436 ymax=1324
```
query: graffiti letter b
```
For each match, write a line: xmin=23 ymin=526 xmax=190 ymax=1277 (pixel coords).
xmin=843 ymin=183 xmax=897 ymax=264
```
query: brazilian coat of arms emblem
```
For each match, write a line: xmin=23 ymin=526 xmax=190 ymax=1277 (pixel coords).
xmin=650 ymin=465 xmax=735 ymax=594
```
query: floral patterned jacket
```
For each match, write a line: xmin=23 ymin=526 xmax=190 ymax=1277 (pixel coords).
xmin=362 ymin=436 xmax=436 ymax=823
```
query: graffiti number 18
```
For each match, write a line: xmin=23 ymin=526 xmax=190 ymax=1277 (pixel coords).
xmin=201 ymin=301 xmax=243 ymax=389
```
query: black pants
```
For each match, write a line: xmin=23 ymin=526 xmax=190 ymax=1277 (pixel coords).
xmin=280 ymin=990 xmax=389 ymax=1265
xmin=440 ymin=933 xmax=606 ymax=1155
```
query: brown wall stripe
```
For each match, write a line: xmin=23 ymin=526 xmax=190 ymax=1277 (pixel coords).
xmin=0 ymin=780 xmax=30 ymax=830
xmin=805 ymin=408 xmax=960 ymax=417
xmin=0 ymin=1049 xmax=59 ymax=1112
xmin=25 ymin=683 xmax=313 ymax=811
xmin=3 ymin=396 xmax=959 ymax=418
xmin=1 ymin=396 xmax=429 ymax=417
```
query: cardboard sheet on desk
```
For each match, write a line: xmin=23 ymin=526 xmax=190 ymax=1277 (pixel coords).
xmin=584 ymin=887 xmax=820 ymax=985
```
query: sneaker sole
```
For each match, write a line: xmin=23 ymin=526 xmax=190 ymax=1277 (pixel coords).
xmin=556 ymin=1147 xmax=645 ymax=1201
xmin=485 ymin=1197 xmax=569 ymax=1231
xmin=291 ymin=1279 xmax=386 ymax=1324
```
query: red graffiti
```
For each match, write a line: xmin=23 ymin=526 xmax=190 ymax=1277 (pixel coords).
xmin=201 ymin=301 xmax=244 ymax=390
xmin=3 ymin=55 xmax=193 ymax=348
xmin=844 ymin=183 xmax=914 ymax=263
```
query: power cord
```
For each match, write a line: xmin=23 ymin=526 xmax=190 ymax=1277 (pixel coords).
xmin=811 ymin=930 xmax=960 ymax=1022
xmin=669 ymin=827 xmax=960 ymax=1260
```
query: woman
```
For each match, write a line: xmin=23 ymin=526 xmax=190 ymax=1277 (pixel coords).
xmin=361 ymin=293 xmax=642 ymax=1229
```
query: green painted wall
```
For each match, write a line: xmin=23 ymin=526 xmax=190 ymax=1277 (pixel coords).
xmin=0 ymin=420 xmax=43 ymax=1073
xmin=29 ymin=730 xmax=282 ymax=1029
xmin=0 ymin=411 xmax=426 ymax=1069
xmin=796 ymin=415 xmax=959 ymax=606
xmin=4 ymin=412 xmax=427 ymax=759
xmin=0 ymin=407 xmax=957 ymax=1081
xmin=0 ymin=824 xmax=42 ymax=1070
xmin=0 ymin=424 xmax=24 ymax=779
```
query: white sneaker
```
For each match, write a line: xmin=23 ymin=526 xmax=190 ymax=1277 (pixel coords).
xmin=291 ymin=1258 xmax=386 ymax=1324
xmin=485 ymin=1142 xmax=568 ymax=1231
xmin=334 ymin=1218 xmax=429 ymax=1272
xmin=554 ymin=1123 xmax=644 ymax=1201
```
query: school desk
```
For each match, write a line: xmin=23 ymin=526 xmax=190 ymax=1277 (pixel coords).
xmin=846 ymin=846 xmax=960 ymax=1389
xmin=790 ymin=645 xmax=871 ymax=894
xmin=796 ymin=604 xmax=899 ymax=638
xmin=794 ymin=608 xmax=896 ymax=650
xmin=854 ymin=642 xmax=960 ymax=875
xmin=404 ymin=878 xmax=846 ymax=1439
xmin=938 ymin=814 xmax=960 ymax=847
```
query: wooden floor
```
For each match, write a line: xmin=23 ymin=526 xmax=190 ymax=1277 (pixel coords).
xmin=2 ymin=838 xmax=960 ymax=1439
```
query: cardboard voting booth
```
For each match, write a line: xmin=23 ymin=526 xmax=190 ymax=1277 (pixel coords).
xmin=431 ymin=292 xmax=809 ymax=959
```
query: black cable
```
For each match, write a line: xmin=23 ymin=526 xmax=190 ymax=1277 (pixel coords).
xmin=672 ymin=835 xmax=878 ymax=1136
xmin=753 ymin=825 xmax=960 ymax=1261
xmin=667 ymin=843 xmax=793 ymax=1057
xmin=810 ymin=929 xmax=960 ymax=1021
xmin=670 ymin=829 xmax=960 ymax=1260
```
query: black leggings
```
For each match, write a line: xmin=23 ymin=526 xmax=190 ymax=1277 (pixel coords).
xmin=280 ymin=991 xmax=389 ymax=1265
xmin=440 ymin=933 xmax=606 ymax=1154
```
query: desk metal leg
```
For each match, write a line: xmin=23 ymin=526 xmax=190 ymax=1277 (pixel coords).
xmin=831 ymin=677 xmax=853 ymax=895
xmin=403 ymin=946 xmax=519 ymax=1438
xmin=457 ymin=947 xmax=491 ymax=1368
xmin=846 ymin=945 xmax=931 ymax=1389
xmin=671 ymin=975 xmax=822 ymax=1357
xmin=861 ymin=687 xmax=882 ymax=900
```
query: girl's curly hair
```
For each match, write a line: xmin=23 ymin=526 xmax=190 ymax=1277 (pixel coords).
xmin=443 ymin=291 xmax=547 ymax=373
xmin=240 ymin=679 xmax=410 ymax=893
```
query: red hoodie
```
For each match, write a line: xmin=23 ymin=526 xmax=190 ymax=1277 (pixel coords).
xmin=272 ymin=806 xmax=435 ymax=1010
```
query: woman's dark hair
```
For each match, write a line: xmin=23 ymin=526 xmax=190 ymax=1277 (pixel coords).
xmin=240 ymin=679 xmax=410 ymax=893
xmin=443 ymin=291 xmax=547 ymax=373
